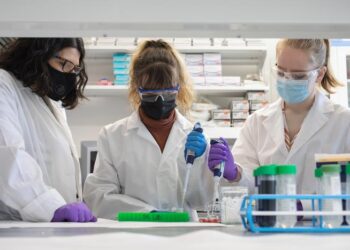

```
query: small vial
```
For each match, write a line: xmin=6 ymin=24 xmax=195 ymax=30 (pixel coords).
xmin=346 ymin=164 xmax=350 ymax=224
xmin=276 ymin=165 xmax=297 ymax=228
xmin=256 ymin=165 xmax=277 ymax=227
xmin=320 ymin=164 xmax=342 ymax=228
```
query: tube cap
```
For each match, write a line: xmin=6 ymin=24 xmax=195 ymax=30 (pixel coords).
xmin=345 ymin=164 xmax=350 ymax=174
xmin=314 ymin=168 xmax=323 ymax=178
xmin=321 ymin=164 xmax=341 ymax=174
xmin=276 ymin=165 xmax=297 ymax=175
xmin=255 ymin=165 xmax=277 ymax=176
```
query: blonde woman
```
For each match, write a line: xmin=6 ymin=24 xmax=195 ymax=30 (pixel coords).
xmin=229 ymin=39 xmax=350 ymax=195
xmin=83 ymin=40 xmax=216 ymax=219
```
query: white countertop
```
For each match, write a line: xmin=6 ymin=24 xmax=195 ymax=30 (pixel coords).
xmin=1 ymin=219 xmax=349 ymax=250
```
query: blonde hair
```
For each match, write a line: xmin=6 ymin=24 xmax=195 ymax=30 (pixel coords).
xmin=276 ymin=39 xmax=342 ymax=93
xmin=128 ymin=39 xmax=194 ymax=115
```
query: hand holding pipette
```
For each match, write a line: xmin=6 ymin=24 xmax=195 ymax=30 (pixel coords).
xmin=208 ymin=137 xmax=237 ymax=181
xmin=181 ymin=122 xmax=206 ymax=210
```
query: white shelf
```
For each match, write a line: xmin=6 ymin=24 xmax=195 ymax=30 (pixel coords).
xmin=84 ymin=84 xmax=268 ymax=97
xmin=85 ymin=45 xmax=267 ymax=63
xmin=204 ymin=127 xmax=241 ymax=139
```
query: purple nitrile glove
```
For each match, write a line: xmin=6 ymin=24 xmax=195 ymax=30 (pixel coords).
xmin=51 ymin=202 xmax=97 ymax=223
xmin=208 ymin=137 xmax=237 ymax=181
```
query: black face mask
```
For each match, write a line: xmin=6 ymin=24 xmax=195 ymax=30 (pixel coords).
xmin=141 ymin=98 xmax=177 ymax=120
xmin=47 ymin=65 xmax=77 ymax=101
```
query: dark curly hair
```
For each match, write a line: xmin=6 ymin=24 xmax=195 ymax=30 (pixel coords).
xmin=0 ymin=38 xmax=88 ymax=109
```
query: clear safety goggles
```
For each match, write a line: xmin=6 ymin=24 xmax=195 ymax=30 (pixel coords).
xmin=138 ymin=85 xmax=180 ymax=103
xmin=272 ymin=65 xmax=320 ymax=80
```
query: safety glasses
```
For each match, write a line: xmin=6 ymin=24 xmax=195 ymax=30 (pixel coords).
xmin=138 ymin=85 xmax=180 ymax=103
xmin=54 ymin=55 xmax=82 ymax=75
xmin=272 ymin=65 xmax=320 ymax=80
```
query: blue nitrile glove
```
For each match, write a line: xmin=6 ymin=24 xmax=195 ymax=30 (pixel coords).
xmin=208 ymin=137 xmax=238 ymax=181
xmin=51 ymin=202 xmax=97 ymax=222
xmin=185 ymin=130 xmax=207 ymax=159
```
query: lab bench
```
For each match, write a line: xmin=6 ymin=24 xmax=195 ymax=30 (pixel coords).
xmin=1 ymin=219 xmax=349 ymax=250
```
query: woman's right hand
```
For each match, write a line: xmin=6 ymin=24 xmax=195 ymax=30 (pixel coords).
xmin=51 ymin=202 xmax=97 ymax=222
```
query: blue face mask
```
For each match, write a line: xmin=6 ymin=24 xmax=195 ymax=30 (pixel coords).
xmin=276 ymin=79 xmax=311 ymax=104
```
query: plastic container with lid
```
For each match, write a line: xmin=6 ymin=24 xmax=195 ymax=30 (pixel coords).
xmin=220 ymin=186 xmax=248 ymax=224
xmin=256 ymin=164 xmax=277 ymax=227
xmin=346 ymin=164 xmax=350 ymax=223
xmin=320 ymin=164 xmax=342 ymax=228
xmin=276 ymin=165 xmax=297 ymax=228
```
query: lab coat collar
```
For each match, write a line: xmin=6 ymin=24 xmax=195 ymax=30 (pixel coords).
xmin=287 ymin=90 xmax=334 ymax=160
xmin=262 ymin=90 xmax=334 ymax=160
xmin=262 ymin=98 xmax=287 ymax=156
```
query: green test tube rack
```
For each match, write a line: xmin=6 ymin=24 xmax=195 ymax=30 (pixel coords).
xmin=117 ymin=212 xmax=190 ymax=222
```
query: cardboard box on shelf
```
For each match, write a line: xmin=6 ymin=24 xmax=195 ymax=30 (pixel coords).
xmin=249 ymin=100 xmax=269 ymax=111
xmin=187 ymin=65 xmax=204 ymax=77
xmin=204 ymin=65 xmax=222 ymax=77
xmin=203 ymin=53 xmax=221 ymax=65
xmin=231 ymin=99 xmax=250 ymax=111
xmin=222 ymin=76 xmax=241 ymax=86
xmin=246 ymin=91 xmax=268 ymax=101
xmin=185 ymin=54 xmax=204 ymax=66
xmin=232 ymin=119 xmax=246 ymax=128
xmin=113 ymin=68 xmax=129 ymax=75
xmin=212 ymin=109 xmax=231 ymax=120
xmin=231 ymin=111 xmax=249 ymax=120
xmin=114 ymin=74 xmax=129 ymax=85
xmin=205 ymin=76 xmax=223 ymax=85
xmin=113 ymin=53 xmax=131 ymax=63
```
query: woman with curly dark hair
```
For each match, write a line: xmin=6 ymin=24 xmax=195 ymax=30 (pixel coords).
xmin=0 ymin=38 xmax=96 ymax=222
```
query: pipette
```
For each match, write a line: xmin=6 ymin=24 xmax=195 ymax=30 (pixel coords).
xmin=208 ymin=139 xmax=225 ymax=217
xmin=181 ymin=122 xmax=203 ymax=211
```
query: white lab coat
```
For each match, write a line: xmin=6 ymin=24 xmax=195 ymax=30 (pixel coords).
xmin=0 ymin=69 xmax=82 ymax=222
xmin=233 ymin=90 xmax=350 ymax=194
xmin=83 ymin=110 xmax=214 ymax=219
